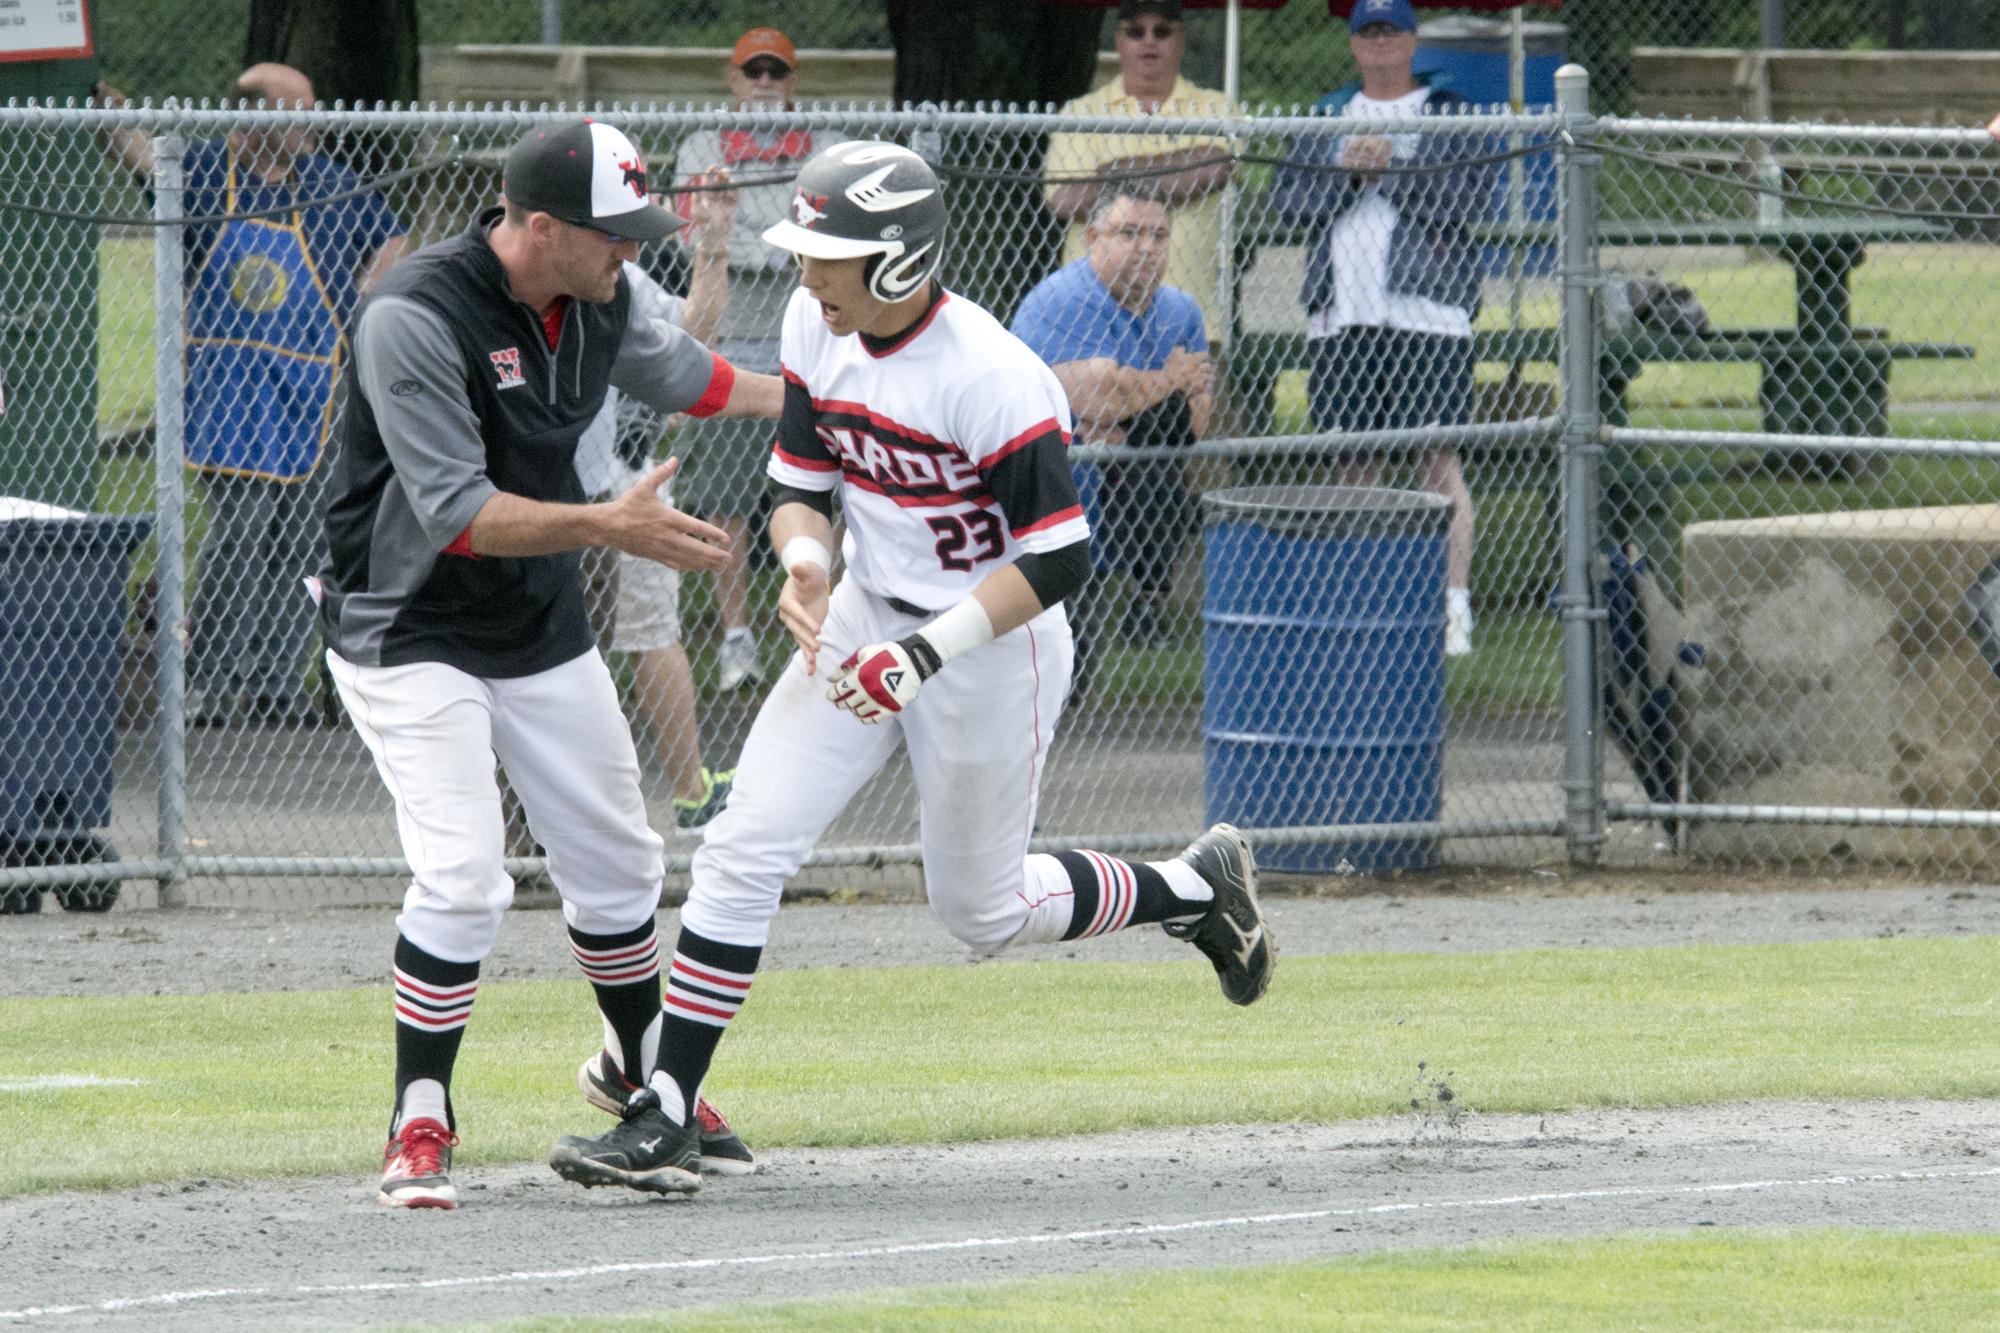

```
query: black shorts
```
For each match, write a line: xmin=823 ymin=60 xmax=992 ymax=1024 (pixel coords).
xmin=1307 ymin=326 xmax=1473 ymax=441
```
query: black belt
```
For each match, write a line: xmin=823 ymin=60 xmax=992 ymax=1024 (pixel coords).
xmin=884 ymin=595 xmax=934 ymax=618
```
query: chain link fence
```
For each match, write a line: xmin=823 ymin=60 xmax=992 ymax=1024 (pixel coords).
xmin=0 ymin=74 xmax=1998 ymax=911
xmin=84 ymin=0 xmax=2000 ymax=117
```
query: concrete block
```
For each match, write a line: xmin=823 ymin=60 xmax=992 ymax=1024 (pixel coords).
xmin=1679 ymin=503 xmax=2000 ymax=866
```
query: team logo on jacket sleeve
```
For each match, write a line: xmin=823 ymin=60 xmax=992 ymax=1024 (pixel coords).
xmin=489 ymin=347 xmax=526 ymax=389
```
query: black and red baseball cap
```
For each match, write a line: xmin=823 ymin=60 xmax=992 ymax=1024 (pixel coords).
xmin=502 ymin=120 xmax=683 ymax=242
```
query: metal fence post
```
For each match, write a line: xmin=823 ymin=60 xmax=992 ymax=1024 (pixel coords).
xmin=1555 ymin=64 xmax=1606 ymax=866
xmin=150 ymin=127 xmax=189 ymax=907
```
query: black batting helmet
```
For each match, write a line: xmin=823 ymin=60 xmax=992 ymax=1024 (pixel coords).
xmin=760 ymin=140 xmax=945 ymax=303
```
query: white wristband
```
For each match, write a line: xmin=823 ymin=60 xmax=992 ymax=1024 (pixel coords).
xmin=915 ymin=596 xmax=995 ymax=669
xmin=779 ymin=535 xmax=832 ymax=576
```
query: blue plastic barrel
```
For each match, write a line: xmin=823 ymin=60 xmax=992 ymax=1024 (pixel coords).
xmin=1201 ymin=487 xmax=1449 ymax=874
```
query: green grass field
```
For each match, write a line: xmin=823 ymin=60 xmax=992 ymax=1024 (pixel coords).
xmin=3 ymin=935 xmax=1997 ymax=1198
xmin=498 ymin=1231 xmax=2000 ymax=1331
xmin=9 ymin=937 xmax=1995 ymax=1328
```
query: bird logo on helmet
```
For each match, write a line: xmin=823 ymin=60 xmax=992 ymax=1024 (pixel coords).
xmin=761 ymin=140 xmax=947 ymax=304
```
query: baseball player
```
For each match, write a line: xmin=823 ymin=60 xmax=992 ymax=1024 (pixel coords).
xmin=318 ymin=120 xmax=781 ymax=1209
xmin=548 ymin=141 xmax=1276 ymax=1198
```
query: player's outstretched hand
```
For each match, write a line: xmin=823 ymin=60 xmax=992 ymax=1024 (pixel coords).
xmin=827 ymin=640 xmax=924 ymax=723
xmin=778 ymin=560 xmax=830 ymax=674
xmin=602 ymin=460 xmax=732 ymax=573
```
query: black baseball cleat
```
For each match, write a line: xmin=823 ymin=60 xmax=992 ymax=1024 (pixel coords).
xmin=1163 ymin=823 xmax=1276 ymax=1006
xmin=576 ymin=1051 xmax=757 ymax=1175
xmin=549 ymin=1086 xmax=701 ymax=1195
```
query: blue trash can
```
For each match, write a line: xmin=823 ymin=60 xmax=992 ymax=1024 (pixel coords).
xmin=0 ymin=500 xmax=151 ymax=912
xmin=1201 ymin=486 xmax=1448 ymax=874
xmin=1413 ymin=15 xmax=1567 ymax=279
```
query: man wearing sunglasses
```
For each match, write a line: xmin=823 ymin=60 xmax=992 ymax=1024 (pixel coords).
xmin=317 ymin=120 xmax=783 ymax=1209
xmin=670 ymin=28 xmax=853 ymax=697
xmin=1045 ymin=0 xmax=1240 ymax=351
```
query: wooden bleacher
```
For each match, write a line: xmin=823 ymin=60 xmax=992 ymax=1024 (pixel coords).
xmin=1630 ymin=47 xmax=2000 ymax=126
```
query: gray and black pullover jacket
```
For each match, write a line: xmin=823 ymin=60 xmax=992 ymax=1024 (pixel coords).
xmin=318 ymin=208 xmax=732 ymax=678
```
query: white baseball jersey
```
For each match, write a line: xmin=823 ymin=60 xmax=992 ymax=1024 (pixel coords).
xmin=766 ymin=287 xmax=1090 ymax=610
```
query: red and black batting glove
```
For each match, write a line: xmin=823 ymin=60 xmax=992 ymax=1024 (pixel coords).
xmin=826 ymin=635 xmax=944 ymax=724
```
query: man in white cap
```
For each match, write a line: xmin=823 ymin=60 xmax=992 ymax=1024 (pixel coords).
xmin=315 ymin=119 xmax=780 ymax=1209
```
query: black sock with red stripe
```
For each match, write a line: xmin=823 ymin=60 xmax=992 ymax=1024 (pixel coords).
xmin=390 ymin=934 xmax=479 ymax=1133
xmin=1052 ymin=850 xmax=1209 ymax=940
xmin=568 ymin=920 xmax=663 ymax=1092
xmin=652 ymin=927 xmax=761 ymax=1127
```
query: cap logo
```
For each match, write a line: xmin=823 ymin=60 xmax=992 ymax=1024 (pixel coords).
xmin=881 ymin=224 xmax=903 ymax=240
xmin=794 ymin=191 xmax=830 ymax=228
xmin=845 ymin=163 xmax=934 ymax=214
xmin=618 ymin=158 xmax=647 ymax=198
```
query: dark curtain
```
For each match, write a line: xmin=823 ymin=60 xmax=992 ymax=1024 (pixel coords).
xmin=888 ymin=0 xmax=1104 ymax=322
xmin=246 ymin=0 xmax=421 ymax=188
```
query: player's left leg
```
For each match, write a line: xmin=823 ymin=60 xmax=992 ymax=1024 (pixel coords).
xmin=553 ymin=581 xmax=903 ymax=1192
xmin=488 ymin=651 xmax=705 ymax=1193
xmin=902 ymin=604 xmax=1274 ymax=1004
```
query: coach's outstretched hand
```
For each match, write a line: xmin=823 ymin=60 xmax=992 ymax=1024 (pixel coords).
xmin=602 ymin=459 xmax=732 ymax=573
xmin=778 ymin=559 xmax=830 ymax=675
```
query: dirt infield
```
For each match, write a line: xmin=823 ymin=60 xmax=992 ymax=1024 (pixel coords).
xmin=3 ymin=879 xmax=1997 ymax=1326
xmin=12 ymin=873 xmax=2000 ymax=999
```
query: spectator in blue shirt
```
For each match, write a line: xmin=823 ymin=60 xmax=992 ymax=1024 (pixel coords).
xmin=98 ymin=64 xmax=408 ymax=725
xmin=1013 ymin=182 xmax=1212 ymax=684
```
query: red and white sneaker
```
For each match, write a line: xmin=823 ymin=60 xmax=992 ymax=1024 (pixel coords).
xmin=577 ymin=1050 xmax=757 ymax=1175
xmin=379 ymin=1118 xmax=459 ymax=1209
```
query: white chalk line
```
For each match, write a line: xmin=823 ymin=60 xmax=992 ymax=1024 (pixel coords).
xmin=5 ymin=1164 xmax=1997 ymax=1322
xmin=0 ymin=1076 xmax=145 ymax=1093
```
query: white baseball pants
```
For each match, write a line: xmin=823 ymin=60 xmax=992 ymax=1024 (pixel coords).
xmin=683 ymin=578 xmax=1075 ymax=954
xmin=327 ymin=647 xmax=666 ymax=962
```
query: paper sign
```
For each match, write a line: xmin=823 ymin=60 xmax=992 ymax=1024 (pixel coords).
xmin=0 ymin=0 xmax=92 ymax=63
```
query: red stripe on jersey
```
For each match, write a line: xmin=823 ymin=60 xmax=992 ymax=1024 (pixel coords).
xmin=782 ymin=365 xmax=807 ymax=387
xmin=809 ymin=397 xmax=951 ymax=451
xmin=1012 ymin=504 xmax=1084 ymax=539
xmin=860 ymin=290 xmax=950 ymax=359
xmin=842 ymin=471 xmax=999 ymax=511
xmin=1023 ymin=623 xmax=1047 ymax=852
xmin=684 ymin=353 xmax=735 ymax=419
xmin=774 ymin=444 xmax=839 ymax=473
xmin=982 ymin=418 xmax=1068 ymax=471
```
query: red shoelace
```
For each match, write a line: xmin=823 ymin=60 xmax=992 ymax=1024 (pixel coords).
xmin=390 ymin=1119 xmax=458 ymax=1177
xmin=694 ymin=1099 xmax=730 ymax=1135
